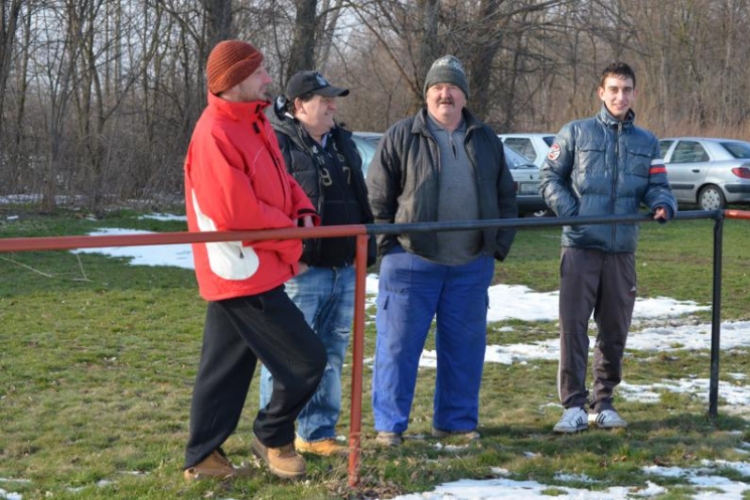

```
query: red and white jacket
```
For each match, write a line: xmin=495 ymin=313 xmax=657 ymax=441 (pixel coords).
xmin=184 ymin=93 xmax=318 ymax=301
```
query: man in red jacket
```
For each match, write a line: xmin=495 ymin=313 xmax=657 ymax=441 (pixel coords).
xmin=182 ymin=40 xmax=326 ymax=481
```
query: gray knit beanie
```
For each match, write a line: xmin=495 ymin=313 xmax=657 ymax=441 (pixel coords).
xmin=423 ymin=55 xmax=469 ymax=99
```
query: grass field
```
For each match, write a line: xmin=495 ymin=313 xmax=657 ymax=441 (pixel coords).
xmin=1 ymin=206 xmax=750 ymax=499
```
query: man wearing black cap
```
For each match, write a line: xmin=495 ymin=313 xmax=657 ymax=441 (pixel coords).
xmin=366 ymin=55 xmax=517 ymax=446
xmin=261 ymin=70 xmax=375 ymax=456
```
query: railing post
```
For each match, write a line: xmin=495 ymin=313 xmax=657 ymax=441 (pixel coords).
xmin=708 ymin=212 xmax=724 ymax=419
xmin=348 ymin=234 xmax=368 ymax=487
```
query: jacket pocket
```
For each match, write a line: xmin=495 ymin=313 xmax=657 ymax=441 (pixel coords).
xmin=574 ymin=144 xmax=606 ymax=190
xmin=626 ymin=145 xmax=651 ymax=177
xmin=206 ymin=240 xmax=260 ymax=281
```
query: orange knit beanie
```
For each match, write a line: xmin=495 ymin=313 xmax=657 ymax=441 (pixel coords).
xmin=206 ymin=40 xmax=264 ymax=95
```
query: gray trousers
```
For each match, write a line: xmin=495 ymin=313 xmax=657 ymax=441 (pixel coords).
xmin=557 ymin=247 xmax=636 ymax=411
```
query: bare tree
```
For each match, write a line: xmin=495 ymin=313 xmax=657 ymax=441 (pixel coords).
xmin=286 ymin=0 xmax=317 ymax=79
xmin=0 ymin=0 xmax=23 ymax=141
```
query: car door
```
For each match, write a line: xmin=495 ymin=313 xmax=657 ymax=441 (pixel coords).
xmin=661 ymin=140 xmax=710 ymax=203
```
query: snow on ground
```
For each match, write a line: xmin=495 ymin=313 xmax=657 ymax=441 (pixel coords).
xmin=389 ymin=462 xmax=750 ymax=499
xmin=71 ymin=228 xmax=194 ymax=269
xmin=56 ymin=224 xmax=750 ymax=500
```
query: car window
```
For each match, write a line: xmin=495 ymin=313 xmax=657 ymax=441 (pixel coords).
xmin=720 ymin=141 xmax=750 ymax=159
xmin=542 ymin=136 xmax=554 ymax=147
xmin=659 ymin=140 xmax=673 ymax=160
xmin=503 ymin=138 xmax=536 ymax=162
xmin=670 ymin=141 xmax=709 ymax=163
xmin=503 ymin=145 xmax=534 ymax=168
xmin=352 ymin=136 xmax=377 ymax=175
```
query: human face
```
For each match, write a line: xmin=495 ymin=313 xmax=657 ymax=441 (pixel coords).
xmin=222 ymin=65 xmax=273 ymax=102
xmin=294 ymin=94 xmax=338 ymax=140
xmin=425 ymin=83 xmax=466 ymax=130
xmin=598 ymin=75 xmax=636 ymax=120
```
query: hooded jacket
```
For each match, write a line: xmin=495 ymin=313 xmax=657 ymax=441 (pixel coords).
xmin=366 ymin=107 xmax=517 ymax=261
xmin=539 ymin=105 xmax=677 ymax=253
xmin=267 ymin=99 xmax=375 ymax=266
xmin=184 ymin=93 xmax=318 ymax=301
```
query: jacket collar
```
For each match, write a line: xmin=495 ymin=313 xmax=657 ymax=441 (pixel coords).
xmin=597 ymin=104 xmax=635 ymax=129
xmin=207 ymin=92 xmax=270 ymax=123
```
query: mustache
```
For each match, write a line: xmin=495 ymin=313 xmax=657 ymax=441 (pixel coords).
xmin=437 ymin=98 xmax=454 ymax=105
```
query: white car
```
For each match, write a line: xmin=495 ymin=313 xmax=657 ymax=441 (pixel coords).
xmin=503 ymin=145 xmax=549 ymax=216
xmin=498 ymin=133 xmax=555 ymax=168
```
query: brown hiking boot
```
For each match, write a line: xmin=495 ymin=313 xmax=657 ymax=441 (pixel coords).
xmin=294 ymin=437 xmax=349 ymax=456
xmin=183 ymin=449 xmax=251 ymax=481
xmin=251 ymin=437 xmax=306 ymax=479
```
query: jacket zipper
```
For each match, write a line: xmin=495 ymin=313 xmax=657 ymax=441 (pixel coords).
xmin=611 ymin=121 xmax=622 ymax=247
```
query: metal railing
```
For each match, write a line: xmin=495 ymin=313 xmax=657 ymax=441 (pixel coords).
xmin=2 ymin=209 xmax=749 ymax=487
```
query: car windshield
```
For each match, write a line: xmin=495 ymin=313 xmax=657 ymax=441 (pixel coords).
xmin=720 ymin=141 xmax=750 ymax=159
xmin=352 ymin=133 xmax=382 ymax=175
xmin=504 ymin=145 xmax=535 ymax=168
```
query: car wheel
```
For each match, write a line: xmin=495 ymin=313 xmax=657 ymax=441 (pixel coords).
xmin=698 ymin=185 xmax=726 ymax=211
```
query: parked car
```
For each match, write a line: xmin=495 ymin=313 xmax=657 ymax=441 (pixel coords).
xmin=503 ymin=145 xmax=549 ymax=216
xmin=659 ymin=137 xmax=750 ymax=210
xmin=498 ymin=133 xmax=555 ymax=168
xmin=351 ymin=131 xmax=383 ymax=176
xmin=354 ymin=131 xmax=548 ymax=216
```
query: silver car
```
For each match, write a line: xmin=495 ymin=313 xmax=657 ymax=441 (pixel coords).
xmin=503 ymin=145 xmax=549 ymax=216
xmin=659 ymin=137 xmax=750 ymax=210
xmin=498 ymin=133 xmax=555 ymax=168
xmin=352 ymin=131 xmax=383 ymax=176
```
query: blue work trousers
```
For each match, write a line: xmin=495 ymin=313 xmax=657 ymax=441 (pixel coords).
xmin=372 ymin=247 xmax=494 ymax=434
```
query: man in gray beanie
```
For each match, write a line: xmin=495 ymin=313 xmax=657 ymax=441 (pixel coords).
xmin=423 ymin=55 xmax=470 ymax=100
xmin=367 ymin=55 xmax=517 ymax=446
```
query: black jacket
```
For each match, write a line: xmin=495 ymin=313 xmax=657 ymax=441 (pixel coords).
xmin=268 ymin=101 xmax=376 ymax=266
xmin=366 ymin=107 xmax=517 ymax=261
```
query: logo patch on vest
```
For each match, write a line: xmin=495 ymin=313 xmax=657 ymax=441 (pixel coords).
xmin=547 ymin=143 xmax=561 ymax=161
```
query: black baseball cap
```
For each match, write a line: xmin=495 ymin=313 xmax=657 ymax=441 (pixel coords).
xmin=286 ymin=71 xmax=349 ymax=100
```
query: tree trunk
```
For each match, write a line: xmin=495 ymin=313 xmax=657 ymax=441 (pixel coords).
xmin=286 ymin=0 xmax=318 ymax=83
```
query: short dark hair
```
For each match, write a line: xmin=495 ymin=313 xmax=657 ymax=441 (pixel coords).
xmin=599 ymin=62 xmax=636 ymax=88
xmin=286 ymin=91 xmax=315 ymax=115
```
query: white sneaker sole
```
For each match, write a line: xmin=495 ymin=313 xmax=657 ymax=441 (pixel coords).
xmin=588 ymin=413 xmax=627 ymax=429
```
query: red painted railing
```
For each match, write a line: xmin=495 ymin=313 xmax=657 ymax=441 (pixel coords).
xmin=2 ymin=209 xmax=750 ymax=487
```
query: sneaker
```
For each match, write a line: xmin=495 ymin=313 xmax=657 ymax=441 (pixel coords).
xmin=588 ymin=409 xmax=628 ymax=429
xmin=553 ymin=407 xmax=589 ymax=433
xmin=432 ymin=428 xmax=481 ymax=441
xmin=294 ymin=437 xmax=349 ymax=456
xmin=251 ymin=437 xmax=306 ymax=479
xmin=183 ymin=449 xmax=251 ymax=481
xmin=375 ymin=431 xmax=403 ymax=447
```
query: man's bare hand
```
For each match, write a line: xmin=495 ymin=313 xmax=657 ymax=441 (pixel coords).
xmin=653 ymin=207 xmax=668 ymax=220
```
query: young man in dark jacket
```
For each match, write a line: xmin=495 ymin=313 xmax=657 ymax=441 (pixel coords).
xmin=539 ymin=62 xmax=677 ymax=433
xmin=260 ymin=71 xmax=374 ymax=456
xmin=366 ymin=55 xmax=517 ymax=446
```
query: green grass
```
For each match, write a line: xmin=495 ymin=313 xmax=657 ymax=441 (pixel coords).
xmin=1 ymin=207 xmax=750 ymax=499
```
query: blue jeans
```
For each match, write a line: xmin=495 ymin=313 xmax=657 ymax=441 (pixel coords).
xmin=372 ymin=247 xmax=494 ymax=434
xmin=259 ymin=265 xmax=355 ymax=442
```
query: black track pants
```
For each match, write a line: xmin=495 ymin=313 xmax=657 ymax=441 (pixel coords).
xmin=184 ymin=285 xmax=326 ymax=468
xmin=557 ymin=247 xmax=636 ymax=411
